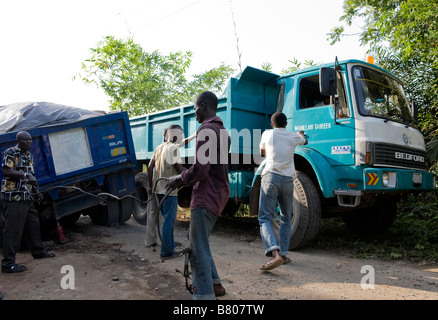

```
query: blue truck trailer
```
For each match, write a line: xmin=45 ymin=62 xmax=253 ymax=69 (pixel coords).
xmin=0 ymin=103 xmax=138 ymax=233
xmin=130 ymin=58 xmax=436 ymax=249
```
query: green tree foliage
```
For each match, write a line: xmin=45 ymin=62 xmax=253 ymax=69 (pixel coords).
xmin=328 ymin=0 xmax=438 ymax=169
xmin=280 ymin=58 xmax=317 ymax=75
xmin=261 ymin=58 xmax=317 ymax=75
xmin=79 ymin=36 xmax=234 ymax=116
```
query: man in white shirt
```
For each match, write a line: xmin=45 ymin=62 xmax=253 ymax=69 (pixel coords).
xmin=146 ymin=128 xmax=196 ymax=249
xmin=147 ymin=125 xmax=186 ymax=260
xmin=258 ymin=112 xmax=307 ymax=271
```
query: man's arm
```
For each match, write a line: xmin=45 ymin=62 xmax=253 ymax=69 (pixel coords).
xmin=2 ymin=167 xmax=37 ymax=185
xmin=259 ymin=131 xmax=267 ymax=157
xmin=178 ymin=132 xmax=196 ymax=148
xmin=167 ymin=126 xmax=212 ymax=190
xmin=260 ymin=147 xmax=266 ymax=157
xmin=174 ymin=163 xmax=185 ymax=174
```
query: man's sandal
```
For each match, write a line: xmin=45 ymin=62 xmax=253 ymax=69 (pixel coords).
xmin=260 ymin=258 xmax=283 ymax=271
xmin=282 ymin=256 xmax=291 ymax=265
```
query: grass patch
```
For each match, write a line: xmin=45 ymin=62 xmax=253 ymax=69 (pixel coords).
xmin=313 ymin=193 xmax=438 ymax=263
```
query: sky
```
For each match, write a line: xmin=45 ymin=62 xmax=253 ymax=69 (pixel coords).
xmin=0 ymin=0 xmax=368 ymax=112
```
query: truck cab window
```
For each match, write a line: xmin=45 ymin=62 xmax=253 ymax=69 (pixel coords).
xmin=335 ymin=70 xmax=349 ymax=118
xmin=299 ymin=74 xmax=349 ymax=118
xmin=299 ymin=75 xmax=324 ymax=109
xmin=352 ymin=66 xmax=412 ymax=124
xmin=276 ymin=83 xmax=285 ymax=112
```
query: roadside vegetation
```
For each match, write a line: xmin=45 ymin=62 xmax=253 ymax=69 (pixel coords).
xmin=315 ymin=193 xmax=438 ymax=263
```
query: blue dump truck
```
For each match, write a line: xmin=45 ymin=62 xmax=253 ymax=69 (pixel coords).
xmin=0 ymin=103 xmax=138 ymax=235
xmin=130 ymin=58 xmax=436 ymax=249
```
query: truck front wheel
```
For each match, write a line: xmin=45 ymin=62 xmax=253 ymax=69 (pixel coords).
xmin=250 ymin=170 xmax=322 ymax=250
xmin=288 ymin=170 xmax=322 ymax=250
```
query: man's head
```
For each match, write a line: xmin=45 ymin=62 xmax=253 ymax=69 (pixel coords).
xmin=16 ymin=131 xmax=32 ymax=151
xmin=162 ymin=128 xmax=168 ymax=142
xmin=271 ymin=112 xmax=287 ymax=128
xmin=167 ymin=124 xmax=183 ymax=144
xmin=194 ymin=91 xmax=218 ymax=123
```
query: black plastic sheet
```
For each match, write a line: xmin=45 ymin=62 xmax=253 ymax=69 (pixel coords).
xmin=0 ymin=102 xmax=106 ymax=133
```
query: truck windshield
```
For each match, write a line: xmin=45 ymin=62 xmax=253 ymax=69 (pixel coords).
xmin=352 ymin=66 xmax=413 ymax=124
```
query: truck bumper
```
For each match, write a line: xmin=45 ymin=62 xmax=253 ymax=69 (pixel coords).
xmin=363 ymin=168 xmax=436 ymax=191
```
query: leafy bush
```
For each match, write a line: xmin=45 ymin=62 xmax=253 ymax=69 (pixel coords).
xmin=314 ymin=191 xmax=438 ymax=262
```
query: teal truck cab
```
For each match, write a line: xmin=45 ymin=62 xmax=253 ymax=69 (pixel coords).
xmin=130 ymin=58 xmax=436 ymax=249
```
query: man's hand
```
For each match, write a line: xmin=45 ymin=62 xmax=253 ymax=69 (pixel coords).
xmin=26 ymin=173 xmax=37 ymax=186
xmin=166 ymin=174 xmax=183 ymax=192
xmin=298 ymin=130 xmax=308 ymax=145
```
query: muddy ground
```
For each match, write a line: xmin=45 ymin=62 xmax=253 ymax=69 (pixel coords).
xmin=1 ymin=211 xmax=437 ymax=302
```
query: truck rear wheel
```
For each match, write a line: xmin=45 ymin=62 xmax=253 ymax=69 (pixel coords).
xmin=88 ymin=198 xmax=119 ymax=227
xmin=119 ymin=198 xmax=133 ymax=224
xmin=132 ymin=172 xmax=149 ymax=225
xmin=249 ymin=176 xmax=261 ymax=216
xmin=221 ymin=199 xmax=241 ymax=217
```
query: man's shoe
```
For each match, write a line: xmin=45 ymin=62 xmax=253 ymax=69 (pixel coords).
xmin=214 ymin=283 xmax=227 ymax=297
xmin=1 ymin=264 xmax=27 ymax=273
xmin=32 ymin=251 xmax=55 ymax=259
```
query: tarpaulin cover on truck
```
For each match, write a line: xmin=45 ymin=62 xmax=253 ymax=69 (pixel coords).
xmin=0 ymin=102 xmax=106 ymax=133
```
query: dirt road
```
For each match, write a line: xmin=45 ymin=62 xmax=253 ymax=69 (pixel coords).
xmin=1 ymin=213 xmax=437 ymax=301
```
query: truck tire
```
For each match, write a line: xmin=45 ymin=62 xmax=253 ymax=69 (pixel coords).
xmin=221 ymin=199 xmax=241 ymax=217
xmin=89 ymin=198 xmax=119 ymax=227
xmin=119 ymin=198 xmax=133 ymax=224
xmin=249 ymin=171 xmax=321 ymax=250
xmin=249 ymin=176 xmax=261 ymax=216
xmin=341 ymin=197 xmax=398 ymax=235
xmin=132 ymin=172 xmax=149 ymax=225
xmin=289 ymin=170 xmax=321 ymax=250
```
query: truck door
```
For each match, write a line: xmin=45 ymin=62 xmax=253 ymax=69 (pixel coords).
xmin=291 ymin=72 xmax=355 ymax=166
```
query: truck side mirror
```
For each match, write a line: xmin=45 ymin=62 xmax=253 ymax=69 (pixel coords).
xmin=411 ymin=101 xmax=418 ymax=121
xmin=319 ymin=67 xmax=337 ymax=96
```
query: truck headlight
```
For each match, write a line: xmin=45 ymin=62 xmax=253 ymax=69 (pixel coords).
xmin=382 ymin=172 xmax=390 ymax=187
xmin=382 ymin=171 xmax=396 ymax=188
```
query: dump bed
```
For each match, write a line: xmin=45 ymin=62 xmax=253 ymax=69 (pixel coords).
xmin=0 ymin=110 xmax=137 ymax=224
xmin=1 ymin=111 xmax=136 ymax=189
xmin=130 ymin=67 xmax=280 ymax=163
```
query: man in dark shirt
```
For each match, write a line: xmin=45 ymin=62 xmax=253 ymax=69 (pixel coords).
xmin=167 ymin=91 xmax=230 ymax=300
xmin=1 ymin=131 xmax=55 ymax=274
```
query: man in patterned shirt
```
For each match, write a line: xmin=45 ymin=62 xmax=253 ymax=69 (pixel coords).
xmin=1 ymin=131 xmax=55 ymax=274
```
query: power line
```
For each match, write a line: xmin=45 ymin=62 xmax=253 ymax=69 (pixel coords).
xmin=229 ymin=0 xmax=242 ymax=73
xmin=133 ymin=0 xmax=204 ymax=35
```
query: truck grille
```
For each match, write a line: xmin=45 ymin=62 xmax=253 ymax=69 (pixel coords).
xmin=372 ymin=143 xmax=427 ymax=170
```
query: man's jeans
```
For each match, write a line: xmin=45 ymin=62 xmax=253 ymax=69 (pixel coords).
xmin=189 ymin=207 xmax=221 ymax=300
xmin=258 ymin=172 xmax=294 ymax=257
xmin=156 ymin=194 xmax=178 ymax=257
